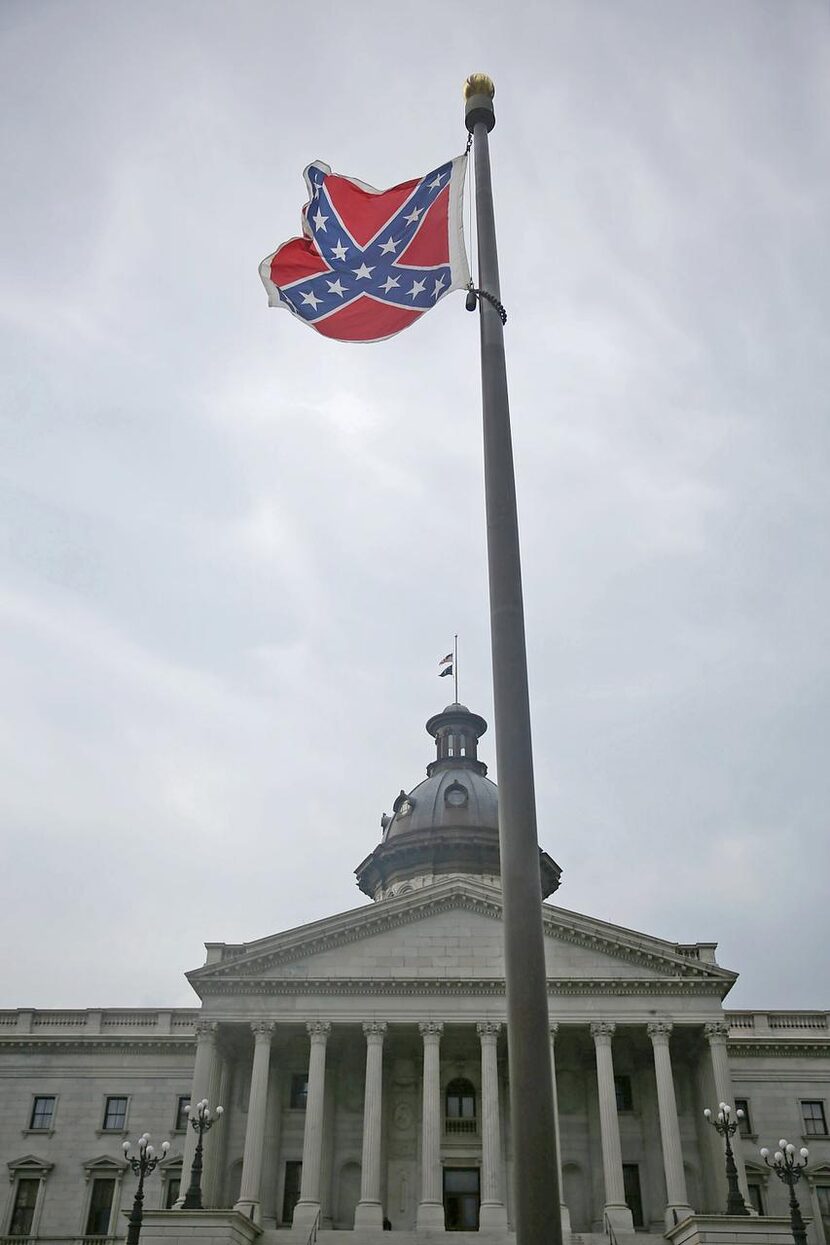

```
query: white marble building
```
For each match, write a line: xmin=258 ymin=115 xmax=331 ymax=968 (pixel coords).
xmin=1 ymin=704 xmax=829 ymax=1243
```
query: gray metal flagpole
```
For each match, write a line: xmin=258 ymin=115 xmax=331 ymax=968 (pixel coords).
xmin=464 ymin=74 xmax=563 ymax=1245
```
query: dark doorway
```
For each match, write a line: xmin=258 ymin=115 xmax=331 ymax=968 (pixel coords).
xmin=282 ymin=1160 xmax=302 ymax=1225
xmin=444 ymin=1167 xmax=480 ymax=1231
xmin=622 ymin=1164 xmax=644 ymax=1229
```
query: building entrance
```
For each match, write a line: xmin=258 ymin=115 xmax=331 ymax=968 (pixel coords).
xmin=443 ymin=1168 xmax=480 ymax=1231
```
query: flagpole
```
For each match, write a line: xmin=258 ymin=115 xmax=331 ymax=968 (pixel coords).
xmin=454 ymin=633 xmax=459 ymax=703
xmin=465 ymin=74 xmax=563 ymax=1245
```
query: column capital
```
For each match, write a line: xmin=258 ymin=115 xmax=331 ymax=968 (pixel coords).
xmin=307 ymin=1020 xmax=332 ymax=1044
xmin=477 ymin=1021 xmax=501 ymax=1042
xmin=419 ymin=1021 xmax=444 ymax=1042
xmin=195 ymin=1019 xmax=219 ymax=1042
xmin=362 ymin=1021 xmax=387 ymax=1042
xmin=251 ymin=1020 xmax=275 ymax=1041
xmin=647 ymin=1021 xmax=673 ymax=1044
xmin=704 ymin=1020 xmax=729 ymax=1045
xmin=590 ymin=1021 xmax=616 ymax=1043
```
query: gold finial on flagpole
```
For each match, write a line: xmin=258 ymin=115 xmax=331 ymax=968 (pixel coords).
xmin=464 ymin=73 xmax=495 ymax=101
xmin=464 ymin=74 xmax=496 ymax=132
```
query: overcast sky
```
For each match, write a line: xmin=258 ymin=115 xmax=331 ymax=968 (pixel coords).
xmin=1 ymin=1 xmax=828 ymax=1011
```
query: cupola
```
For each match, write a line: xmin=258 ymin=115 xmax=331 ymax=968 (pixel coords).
xmin=354 ymin=703 xmax=561 ymax=902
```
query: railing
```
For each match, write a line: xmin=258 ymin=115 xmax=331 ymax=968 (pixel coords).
xmin=306 ymin=1208 xmax=321 ymax=1245
xmin=724 ymin=1011 xmax=829 ymax=1033
xmin=0 ymin=1010 xmax=199 ymax=1034
xmin=603 ymin=1213 xmax=618 ymax=1245
xmin=444 ymin=1117 xmax=477 ymax=1135
xmin=0 ymin=1238 xmax=123 ymax=1244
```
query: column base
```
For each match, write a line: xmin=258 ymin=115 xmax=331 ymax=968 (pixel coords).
xmin=416 ymin=1200 xmax=445 ymax=1230
xmin=664 ymin=1203 xmax=694 ymax=1232
xmin=292 ymin=1201 xmax=322 ymax=1232
xmin=234 ymin=1199 xmax=261 ymax=1226
xmin=354 ymin=1200 xmax=384 ymax=1230
xmin=604 ymin=1203 xmax=635 ymax=1236
xmin=480 ymin=1200 xmax=507 ymax=1230
xmin=479 ymin=1201 xmax=508 ymax=1231
xmin=560 ymin=1203 xmax=571 ymax=1237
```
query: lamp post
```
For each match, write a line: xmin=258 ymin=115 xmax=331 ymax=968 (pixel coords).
xmin=761 ymin=1140 xmax=810 ymax=1245
xmin=703 ymin=1102 xmax=750 ymax=1216
xmin=181 ymin=1098 xmax=223 ymax=1210
xmin=122 ymin=1133 xmax=169 ymax=1245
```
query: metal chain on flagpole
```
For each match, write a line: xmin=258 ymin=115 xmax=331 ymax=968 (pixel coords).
xmin=464 ymin=128 xmax=506 ymax=323
xmin=466 ymin=284 xmax=507 ymax=324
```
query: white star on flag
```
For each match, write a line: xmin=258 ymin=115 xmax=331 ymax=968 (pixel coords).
xmin=404 ymin=206 xmax=423 ymax=226
xmin=300 ymin=289 xmax=321 ymax=309
xmin=407 ymin=279 xmax=426 ymax=300
xmin=432 ymin=276 xmax=446 ymax=299
xmin=428 ymin=173 xmax=444 ymax=190
xmin=330 ymin=239 xmax=348 ymax=261
xmin=311 ymin=208 xmax=328 ymax=232
xmin=326 ymin=279 xmax=347 ymax=298
xmin=380 ymin=275 xmax=400 ymax=293
xmin=378 ymin=237 xmax=398 ymax=255
xmin=353 ymin=262 xmax=375 ymax=280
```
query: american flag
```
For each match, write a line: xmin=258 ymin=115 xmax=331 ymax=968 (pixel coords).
xmin=260 ymin=157 xmax=470 ymax=343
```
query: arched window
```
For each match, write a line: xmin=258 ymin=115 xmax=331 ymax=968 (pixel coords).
xmin=445 ymin=1078 xmax=476 ymax=1133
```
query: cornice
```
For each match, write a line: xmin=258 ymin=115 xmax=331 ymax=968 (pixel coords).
xmin=189 ymin=883 xmax=731 ymax=990
xmin=0 ymin=1036 xmax=196 ymax=1055
xmin=194 ymin=975 xmax=728 ymax=998
xmin=728 ymin=1040 xmax=830 ymax=1059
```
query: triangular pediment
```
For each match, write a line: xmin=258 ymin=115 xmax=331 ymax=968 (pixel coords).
xmin=82 ymin=1154 xmax=129 ymax=1174
xmin=189 ymin=878 xmax=734 ymax=997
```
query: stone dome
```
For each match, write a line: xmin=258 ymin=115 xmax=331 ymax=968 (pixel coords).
xmin=354 ymin=703 xmax=561 ymax=901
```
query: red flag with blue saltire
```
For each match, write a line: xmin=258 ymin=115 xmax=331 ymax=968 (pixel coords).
xmin=259 ymin=157 xmax=470 ymax=343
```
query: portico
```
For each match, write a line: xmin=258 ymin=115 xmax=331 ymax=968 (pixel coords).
xmin=176 ymin=1007 xmax=744 ymax=1235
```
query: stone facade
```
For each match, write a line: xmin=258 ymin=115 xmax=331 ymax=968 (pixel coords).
xmin=2 ymin=706 xmax=829 ymax=1243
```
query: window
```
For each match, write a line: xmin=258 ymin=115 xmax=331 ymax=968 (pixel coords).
xmin=85 ymin=1177 xmax=115 ymax=1236
xmin=29 ymin=1095 xmax=56 ymax=1131
xmin=8 ymin=1178 xmax=40 ymax=1236
xmin=747 ymin=1182 xmax=765 ymax=1216
xmin=801 ymin=1100 xmax=828 ymax=1136
xmin=817 ymin=1187 xmax=830 ymax=1233
xmin=164 ymin=1176 xmax=181 ymax=1210
xmin=102 ymin=1096 xmax=128 ymax=1131
xmin=290 ymin=1074 xmax=309 ymax=1109
xmin=445 ymin=1079 xmax=476 ymax=1134
xmin=615 ymin=1074 xmax=633 ymax=1112
xmin=734 ymin=1098 xmax=752 ymax=1136
xmin=175 ymin=1095 xmax=190 ymax=1131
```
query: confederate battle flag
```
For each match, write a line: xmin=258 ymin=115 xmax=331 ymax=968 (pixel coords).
xmin=259 ymin=157 xmax=470 ymax=343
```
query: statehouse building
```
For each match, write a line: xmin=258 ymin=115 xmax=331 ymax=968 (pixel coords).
xmin=1 ymin=702 xmax=829 ymax=1243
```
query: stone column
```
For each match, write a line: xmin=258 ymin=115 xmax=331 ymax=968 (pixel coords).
xmin=293 ymin=1021 xmax=331 ymax=1231
xmin=647 ymin=1022 xmax=693 ymax=1229
xmin=549 ymin=1025 xmax=571 ymax=1237
xmin=203 ymin=1046 xmax=228 ymax=1207
xmin=176 ymin=1020 xmax=218 ymax=1208
xmin=704 ymin=1021 xmax=751 ymax=1210
xmin=235 ymin=1021 xmax=275 ymax=1224
xmin=477 ymin=1022 xmax=508 ymax=1230
xmin=591 ymin=1022 xmax=634 ymax=1236
xmin=416 ymin=1022 xmax=444 ymax=1230
xmin=355 ymin=1022 xmax=387 ymax=1230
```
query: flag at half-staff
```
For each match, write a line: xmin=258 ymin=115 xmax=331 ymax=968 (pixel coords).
xmin=260 ymin=159 xmax=470 ymax=342
xmin=438 ymin=653 xmax=453 ymax=677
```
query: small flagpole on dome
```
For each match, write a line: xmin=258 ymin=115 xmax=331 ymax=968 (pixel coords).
xmin=454 ymin=633 xmax=459 ymax=703
xmin=464 ymin=73 xmax=563 ymax=1245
